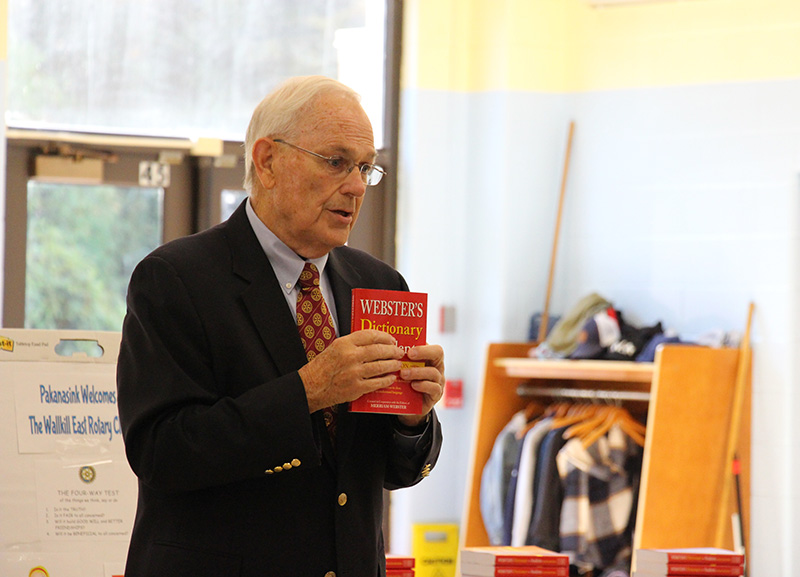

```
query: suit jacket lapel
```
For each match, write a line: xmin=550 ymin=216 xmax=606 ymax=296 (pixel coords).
xmin=225 ymin=203 xmax=308 ymax=375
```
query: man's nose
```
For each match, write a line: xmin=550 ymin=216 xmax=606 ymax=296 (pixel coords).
xmin=343 ymin=166 xmax=368 ymax=196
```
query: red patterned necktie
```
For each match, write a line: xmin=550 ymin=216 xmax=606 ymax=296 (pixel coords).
xmin=296 ymin=262 xmax=338 ymax=439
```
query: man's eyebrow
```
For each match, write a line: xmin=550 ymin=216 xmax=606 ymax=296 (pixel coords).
xmin=331 ymin=145 xmax=378 ymax=162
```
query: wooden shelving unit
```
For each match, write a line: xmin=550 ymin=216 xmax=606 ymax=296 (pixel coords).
xmin=461 ymin=342 xmax=751 ymax=560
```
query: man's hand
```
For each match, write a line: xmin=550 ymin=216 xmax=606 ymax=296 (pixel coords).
xmin=395 ymin=344 xmax=445 ymax=428
xmin=299 ymin=330 xmax=404 ymax=413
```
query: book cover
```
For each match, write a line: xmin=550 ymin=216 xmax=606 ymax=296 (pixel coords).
xmin=460 ymin=546 xmax=570 ymax=567
xmin=636 ymin=548 xmax=745 ymax=567
xmin=461 ymin=561 xmax=569 ymax=576
xmin=350 ymin=288 xmax=427 ymax=414
xmin=386 ymin=555 xmax=416 ymax=569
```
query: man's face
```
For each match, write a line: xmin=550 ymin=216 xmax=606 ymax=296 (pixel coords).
xmin=253 ymin=92 xmax=377 ymax=259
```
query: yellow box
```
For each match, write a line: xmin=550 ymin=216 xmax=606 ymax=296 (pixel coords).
xmin=412 ymin=523 xmax=459 ymax=577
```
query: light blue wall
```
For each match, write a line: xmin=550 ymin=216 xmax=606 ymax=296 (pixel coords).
xmin=394 ymin=79 xmax=800 ymax=575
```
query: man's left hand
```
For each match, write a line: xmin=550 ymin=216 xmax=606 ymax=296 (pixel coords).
xmin=396 ymin=344 xmax=445 ymax=428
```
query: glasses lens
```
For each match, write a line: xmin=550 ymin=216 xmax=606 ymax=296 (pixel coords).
xmin=325 ymin=157 xmax=352 ymax=175
xmin=362 ymin=165 xmax=384 ymax=186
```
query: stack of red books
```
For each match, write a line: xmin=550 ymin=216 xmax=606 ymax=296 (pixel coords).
xmin=459 ymin=546 xmax=570 ymax=576
xmin=386 ymin=554 xmax=415 ymax=577
xmin=633 ymin=548 xmax=745 ymax=577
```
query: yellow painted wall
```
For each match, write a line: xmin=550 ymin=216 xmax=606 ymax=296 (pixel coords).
xmin=403 ymin=0 xmax=800 ymax=92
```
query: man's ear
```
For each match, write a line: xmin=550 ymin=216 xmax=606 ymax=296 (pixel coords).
xmin=252 ymin=137 xmax=277 ymax=189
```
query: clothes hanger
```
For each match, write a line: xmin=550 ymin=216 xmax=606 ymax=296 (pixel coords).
xmin=523 ymin=400 xmax=544 ymax=422
xmin=579 ymin=408 xmax=622 ymax=449
xmin=562 ymin=404 xmax=614 ymax=440
xmin=618 ymin=417 xmax=646 ymax=447
xmin=577 ymin=406 xmax=646 ymax=448
xmin=516 ymin=400 xmax=562 ymax=439
xmin=548 ymin=401 xmax=599 ymax=430
xmin=612 ymin=406 xmax=647 ymax=446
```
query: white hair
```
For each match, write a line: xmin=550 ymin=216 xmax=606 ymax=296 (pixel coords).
xmin=243 ymin=76 xmax=361 ymax=192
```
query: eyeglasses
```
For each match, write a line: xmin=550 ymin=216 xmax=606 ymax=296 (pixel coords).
xmin=273 ymin=139 xmax=386 ymax=186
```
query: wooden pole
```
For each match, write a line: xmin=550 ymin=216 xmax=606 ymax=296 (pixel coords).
xmin=538 ymin=121 xmax=575 ymax=343
xmin=715 ymin=302 xmax=755 ymax=549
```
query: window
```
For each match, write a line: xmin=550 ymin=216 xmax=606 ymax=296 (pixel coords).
xmin=221 ymin=190 xmax=249 ymax=223
xmin=7 ymin=0 xmax=388 ymax=147
xmin=4 ymin=0 xmax=400 ymax=336
xmin=25 ymin=182 xmax=163 ymax=331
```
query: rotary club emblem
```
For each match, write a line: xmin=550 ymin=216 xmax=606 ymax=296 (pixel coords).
xmin=79 ymin=465 xmax=96 ymax=484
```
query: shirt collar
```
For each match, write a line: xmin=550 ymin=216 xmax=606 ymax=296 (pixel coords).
xmin=245 ymin=198 xmax=329 ymax=296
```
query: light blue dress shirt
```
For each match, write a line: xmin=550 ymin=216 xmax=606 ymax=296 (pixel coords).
xmin=245 ymin=198 xmax=340 ymax=335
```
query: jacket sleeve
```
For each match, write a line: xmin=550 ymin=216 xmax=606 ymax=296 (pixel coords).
xmin=385 ymin=411 xmax=443 ymax=490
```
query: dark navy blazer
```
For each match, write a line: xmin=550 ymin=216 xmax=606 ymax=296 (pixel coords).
xmin=117 ymin=202 xmax=441 ymax=577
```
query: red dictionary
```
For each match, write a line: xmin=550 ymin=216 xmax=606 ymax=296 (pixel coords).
xmin=460 ymin=546 xmax=570 ymax=567
xmin=386 ymin=570 xmax=415 ymax=577
xmin=635 ymin=548 xmax=745 ymax=567
xmin=634 ymin=563 xmax=744 ymax=576
xmin=461 ymin=561 xmax=569 ymax=576
xmin=633 ymin=564 xmax=744 ymax=577
xmin=385 ymin=555 xmax=416 ymax=569
xmin=349 ymin=288 xmax=427 ymax=414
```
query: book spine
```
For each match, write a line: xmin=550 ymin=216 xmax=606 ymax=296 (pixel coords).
xmin=461 ymin=563 xmax=568 ymax=577
xmin=385 ymin=559 xmax=416 ymax=569
xmin=663 ymin=554 xmax=744 ymax=566
xmin=662 ymin=566 xmax=743 ymax=576
xmin=494 ymin=566 xmax=569 ymax=576
xmin=491 ymin=557 xmax=569 ymax=567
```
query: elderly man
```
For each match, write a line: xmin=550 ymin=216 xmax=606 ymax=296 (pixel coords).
xmin=117 ymin=76 xmax=444 ymax=577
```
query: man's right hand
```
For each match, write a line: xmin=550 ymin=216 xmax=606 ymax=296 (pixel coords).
xmin=299 ymin=329 xmax=405 ymax=413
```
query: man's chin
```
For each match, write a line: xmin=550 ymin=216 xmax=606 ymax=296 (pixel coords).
xmin=303 ymin=232 xmax=352 ymax=257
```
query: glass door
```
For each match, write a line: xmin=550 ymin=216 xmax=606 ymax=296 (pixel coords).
xmin=3 ymin=136 xmax=195 ymax=329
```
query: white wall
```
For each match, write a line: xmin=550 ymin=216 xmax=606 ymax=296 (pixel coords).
xmin=394 ymin=78 xmax=800 ymax=576
xmin=390 ymin=88 xmax=569 ymax=552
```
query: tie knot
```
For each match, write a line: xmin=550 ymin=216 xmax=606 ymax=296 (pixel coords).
xmin=298 ymin=262 xmax=321 ymax=290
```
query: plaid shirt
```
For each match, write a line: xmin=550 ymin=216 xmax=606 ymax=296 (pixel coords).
xmin=557 ymin=424 xmax=642 ymax=573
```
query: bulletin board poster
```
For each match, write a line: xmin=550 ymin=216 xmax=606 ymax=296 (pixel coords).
xmin=0 ymin=330 xmax=135 ymax=577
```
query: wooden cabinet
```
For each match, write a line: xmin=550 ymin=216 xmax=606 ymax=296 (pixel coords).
xmin=461 ymin=342 xmax=750 ymax=557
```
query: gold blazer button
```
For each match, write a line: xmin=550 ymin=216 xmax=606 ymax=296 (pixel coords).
xmin=337 ymin=493 xmax=347 ymax=506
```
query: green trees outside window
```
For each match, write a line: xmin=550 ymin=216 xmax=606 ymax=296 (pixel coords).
xmin=25 ymin=183 xmax=163 ymax=331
